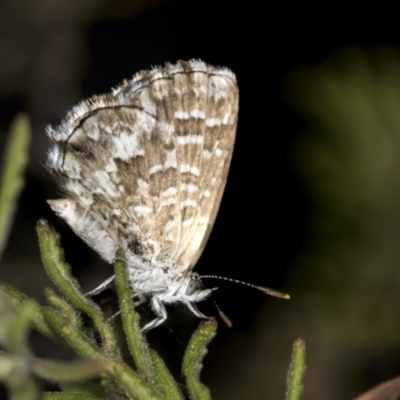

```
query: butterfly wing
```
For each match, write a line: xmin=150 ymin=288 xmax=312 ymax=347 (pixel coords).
xmin=47 ymin=60 xmax=238 ymax=273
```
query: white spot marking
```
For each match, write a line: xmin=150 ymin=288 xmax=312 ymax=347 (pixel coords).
xmin=203 ymin=150 xmax=212 ymax=160
xmin=142 ymin=98 xmax=156 ymax=115
xmin=161 ymin=187 xmax=177 ymax=197
xmin=164 ymin=219 xmax=174 ymax=234
xmin=182 ymin=218 xmax=194 ymax=227
xmin=149 ymin=164 xmax=163 ymax=175
xmin=203 ymin=190 xmax=211 ymax=198
xmin=190 ymin=109 xmax=206 ymax=119
xmin=157 ymin=197 xmax=177 ymax=210
xmin=105 ymin=159 xmax=118 ymax=173
xmin=48 ymin=145 xmax=61 ymax=170
xmin=167 ymin=232 xmax=175 ymax=241
xmin=199 ymin=217 xmax=209 ymax=224
xmin=216 ymin=147 xmax=224 ymax=157
xmin=149 ymin=150 xmax=177 ymax=175
xmin=208 ymin=76 xmax=229 ymax=99
xmin=134 ymin=205 xmax=152 ymax=217
xmin=164 ymin=149 xmax=178 ymax=169
xmin=80 ymin=196 xmax=94 ymax=207
xmin=137 ymin=179 xmax=150 ymax=197
xmin=222 ymin=113 xmax=230 ymax=125
xmin=180 ymin=199 xmax=197 ymax=209
xmin=112 ymin=132 xmax=144 ymax=161
xmin=174 ymin=111 xmax=189 ymax=119
xmin=177 ymin=135 xmax=204 ymax=145
xmin=157 ymin=121 xmax=175 ymax=142
xmin=94 ymin=171 xmax=119 ymax=197
xmin=206 ymin=118 xmax=221 ymax=127
xmin=181 ymin=183 xmax=198 ymax=192
xmin=180 ymin=164 xmax=200 ymax=176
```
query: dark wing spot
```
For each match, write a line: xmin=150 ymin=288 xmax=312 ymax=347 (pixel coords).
xmin=128 ymin=237 xmax=145 ymax=256
xmin=69 ymin=142 xmax=95 ymax=161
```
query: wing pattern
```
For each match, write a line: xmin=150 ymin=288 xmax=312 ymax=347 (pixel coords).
xmin=47 ymin=60 xmax=238 ymax=275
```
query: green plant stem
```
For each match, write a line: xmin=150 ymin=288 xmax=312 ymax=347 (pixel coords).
xmin=0 ymin=114 xmax=30 ymax=260
xmin=32 ymin=359 xmax=106 ymax=382
xmin=44 ymin=307 xmax=163 ymax=400
xmin=285 ymin=338 xmax=306 ymax=400
xmin=182 ymin=319 xmax=217 ymax=400
xmin=114 ymin=250 xmax=156 ymax=384
xmin=0 ymin=282 xmax=66 ymax=346
xmin=150 ymin=349 xmax=184 ymax=400
xmin=45 ymin=288 xmax=81 ymax=329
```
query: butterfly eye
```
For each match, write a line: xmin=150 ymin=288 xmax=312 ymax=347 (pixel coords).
xmin=186 ymin=278 xmax=202 ymax=295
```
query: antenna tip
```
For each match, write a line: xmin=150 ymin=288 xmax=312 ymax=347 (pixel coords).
xmin=257 ymin=286 xmax=290 ymax=300
xmin=218 ymin=309 xmax=233 ymax=328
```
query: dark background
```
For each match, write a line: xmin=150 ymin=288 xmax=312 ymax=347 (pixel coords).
xmin=1 ymin=1 xmax=400 ymax=399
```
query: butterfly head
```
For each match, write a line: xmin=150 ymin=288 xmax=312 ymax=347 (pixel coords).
xmin=154 ymin=271 xmax=212 ymax=306
xmin=181 ymin=272 xmax=212 ymax=302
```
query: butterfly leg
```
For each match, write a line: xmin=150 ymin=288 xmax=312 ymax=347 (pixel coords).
xmin=85 ymin=275 xmax=115 ymax=296
xmin=104 ymin=293 xmax=145 ymax=323
xmin=132 ymin=293 xmax=146 ymax=307
xmin=185 ymin=301 xmax=208 ymax=319
xmin=142 ymin=297 xmax=167 ymax=333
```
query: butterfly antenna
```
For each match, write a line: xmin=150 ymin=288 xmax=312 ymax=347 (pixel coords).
xmin=200 ymin=275 xmax=290 ymax=300
xmin=210 ymin=293 xmax=233 ymax=328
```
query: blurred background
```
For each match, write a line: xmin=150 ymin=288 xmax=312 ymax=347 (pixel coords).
xmin=1 ymin=1 xmax=400 ymax=399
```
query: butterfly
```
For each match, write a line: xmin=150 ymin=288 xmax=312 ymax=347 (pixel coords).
xmin=47 ymin=60 xmax=287 ymax=332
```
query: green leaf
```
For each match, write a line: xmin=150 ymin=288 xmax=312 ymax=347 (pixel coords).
xmin=114 ymin=250 xmax=157 ymax=384
xmin=45 ymin=287 xmax=81 ymax=329
xmin=43 ymin=307 xmax=163 ymax=400
xmin=150 ymin=349 xmax=184 ymax=400
xmin=0 ymin=292 xmax=39 ymax=400
xmin=0 ymin=114 xmax=31 ymax=260
xmin=6 ymin=302 xmax=35 ymax=353
xmin=285 ymin=338 xmax=306 ymax=400
xmin=0 ymin=352 xmax=38 ymax=400
xmin=33 ymin=359 xmax=106 ymax=382
xmin=42 ymin=308 xmax=122 ymax=394
xmin=36 ymin=219 xmax=119 ymax=358
xmin=182 ymin=319 xmax=217 ymax=400
xmin=111 ymin=362 xmax=164 ymax=400
xmin=0 ymin=281 xmax=67 ymax=346
xmin=60 ymin=382 xmax=105 ymax=397
xmin=42 ymin=308 xmax=105 ymax=361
